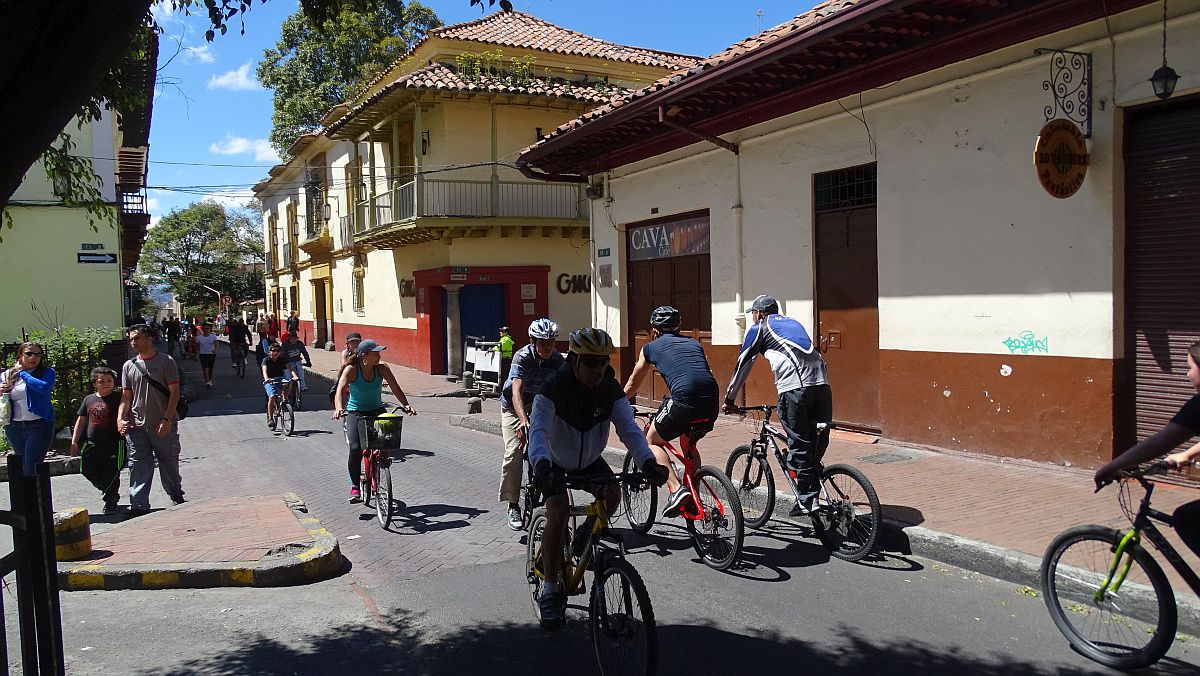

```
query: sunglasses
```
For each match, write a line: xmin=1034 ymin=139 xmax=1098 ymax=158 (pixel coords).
xmin=23 ymin=351 xmax=43 ymax=357
xmin=578 ymin=355 xmax=610 ymax=369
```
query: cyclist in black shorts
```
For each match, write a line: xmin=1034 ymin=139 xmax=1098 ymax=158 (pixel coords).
xmin=623 ymin=306 xmax=720 ymax=517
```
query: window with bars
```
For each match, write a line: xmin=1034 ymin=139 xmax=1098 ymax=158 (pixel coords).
xmin=352 ymin=270 xmax=366 ymax=313
xmin=269 ymin=215 xmax=279 ymax=269
xmin=814 ymin=163 xmax=877 ymax=214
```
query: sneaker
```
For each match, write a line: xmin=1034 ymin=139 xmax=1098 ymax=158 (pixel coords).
xmin=662 ymin=487 xmax=693 ymax=518
xmin=171 ymin=495 xmax=187 ymax=506
xmin=537 ymin=581 xmax=566 ymax=631
xmin=507 ymin=504 xmax=523 ymax=531
xmin=205 ymin=382 xmax=212 ymax=389
xmin=268 ymin=420 xmax=277 ymax=431
xmin=103 ymin=501 xmax=119 ymax=514
xmin=789 ymin=498 xmax=814 ymax=517
xmin=348 ymin=487 xmax=362 ymax=503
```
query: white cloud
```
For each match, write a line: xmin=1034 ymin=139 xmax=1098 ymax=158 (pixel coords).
xmin=203 ymin=192 xmax=256 ymax=210
xmin=207 ymin=63 xmax=258 ymax=91
xmin=146 ymin=197 xmax=160 ymax=212
xmin=209 ymin=135 xmax=280 ymax=163
xmin=184 ymin=44 xmax=216 ymax=64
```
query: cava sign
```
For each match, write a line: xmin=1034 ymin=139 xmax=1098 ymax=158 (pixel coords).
xmin=1034 ymin=118 xmax=1089 ymax=199
xmin=628 ymin=215 xmax=709 ymax=261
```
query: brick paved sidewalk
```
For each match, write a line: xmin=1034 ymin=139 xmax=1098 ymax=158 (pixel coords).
xmin=303 ymin=340 xmax=463 ymax=397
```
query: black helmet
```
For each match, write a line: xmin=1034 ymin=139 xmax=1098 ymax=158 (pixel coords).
xmin=649 ymin=306 xmax=680 ymax=330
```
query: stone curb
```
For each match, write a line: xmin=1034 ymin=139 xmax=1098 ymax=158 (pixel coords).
xmin=57 ymin=492 xmax=344 ymax=591
xmin=0 ymin=454 xmax=80 ymax=483
xmin=446 ymin=412 xmax=1200 ymax=634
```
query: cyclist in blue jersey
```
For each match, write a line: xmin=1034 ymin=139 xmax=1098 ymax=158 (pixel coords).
xmin=623 ymin=306 xmax=719 ymax=517
xmin=723 ymin=294 xmax=832 ymax=516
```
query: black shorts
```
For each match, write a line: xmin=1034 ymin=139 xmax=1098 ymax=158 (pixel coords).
xmin=653 ymin=397 xmax=717 ymax=443
xmin=199 ymin=354 xmax=216 ymax=369
xmin=542 ymin=456 xmax=614 ymax=498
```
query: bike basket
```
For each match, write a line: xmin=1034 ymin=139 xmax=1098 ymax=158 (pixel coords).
xmin=358 ymin=415 xmax=404 ymax=450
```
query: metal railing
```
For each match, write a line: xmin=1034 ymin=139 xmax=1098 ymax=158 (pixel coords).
xmin=339 ymin=215 xmax=353 ymax=248
xmin=361 ymin=178 xmax=584 ymax=232
xmin=373 ymin=190 xmax=393 ymax=228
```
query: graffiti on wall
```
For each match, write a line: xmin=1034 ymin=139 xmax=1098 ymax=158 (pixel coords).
xmin=1002 ymin=330 xmax=1049 ymax=354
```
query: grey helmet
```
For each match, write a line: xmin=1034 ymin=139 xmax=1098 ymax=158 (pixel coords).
xmin=528 ymin=318 xmax=559 ymax=340
xmin=649 ymin=306 xmax=680 ymax=330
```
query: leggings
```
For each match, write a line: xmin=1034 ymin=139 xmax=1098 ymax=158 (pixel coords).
xmin=344 ymin=408 xmax=385 ymax=486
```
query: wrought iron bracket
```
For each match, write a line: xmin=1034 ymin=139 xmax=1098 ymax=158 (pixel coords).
xmin=1034 ymin=48 xmax=1092 ymax=138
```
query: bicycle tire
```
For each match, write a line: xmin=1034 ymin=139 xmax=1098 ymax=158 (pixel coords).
xmin=685 ymin=466 xmax=744 ymax=571
xmin=725 ymin=444 xmax=774 ymax=529
xmin=526 ymin=508 xmax=551 ymax=622
xmin=590 ymin=557 xmax=657 ymax=676
xmin=375 ymin=461 xmax=393 ymax=528
xmin=360 ymin=455 xmax=373 ymax=508
xmin=621 ymin=451 xmax=657 ymax=534
xmin=292 ymin=385 xmax=303 ymax=411
xmin=280 ymin=402 xmax=295 ymax=436
xmin=810 ymin=464 xmax=880 ymax=562
xmin=520 ymin=461 xmax=542 ymax=532
xmin=1041 ymin=524 xmax=1176 ymax=670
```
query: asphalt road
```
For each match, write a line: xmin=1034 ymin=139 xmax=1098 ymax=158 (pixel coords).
xmin=4 ymin=364 xmax=1199 ymax=675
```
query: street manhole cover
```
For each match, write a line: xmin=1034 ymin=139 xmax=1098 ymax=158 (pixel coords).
xmin=859 ymin=452 xmax=918 ymax=464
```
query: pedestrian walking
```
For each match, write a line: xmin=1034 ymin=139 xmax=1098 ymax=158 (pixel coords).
xmin=69 ymin=366 xmax=125 ymax=513
xmin=286 ymin=310 xmax=300 ymax=336
xmin=118 ymin=324 xmax=186 ymax=514
xmin=0 ymin=342 xmax=56 ymax=476
xmin=195 ymin=324 xmax=219 ymax=389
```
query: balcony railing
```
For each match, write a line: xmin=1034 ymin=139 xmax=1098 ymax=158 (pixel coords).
xmin=339 ymin=215 xmax=353 ymax=248
xmin=357 ymin=178 xmax=584 ymax=233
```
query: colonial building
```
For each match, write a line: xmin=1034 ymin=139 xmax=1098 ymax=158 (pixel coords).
xmin=517 ymin=0 xmax=1200 ymax=467
xmin=256 ymin=11 xmax=695 ymax=374
xmin=1 ymin=34 xmax=156 ymax=340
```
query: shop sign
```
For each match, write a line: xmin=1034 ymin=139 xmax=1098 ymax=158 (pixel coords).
xmin=557 ymin=273 xmax=591 ymax=294
xmin=1034 ymin=118 xmax=1089 ymax=199
xmin=628 ymin=215 xmax=709 ymax=261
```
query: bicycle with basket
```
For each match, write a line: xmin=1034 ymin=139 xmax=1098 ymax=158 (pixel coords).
xmin=357 ymin=406 xmax=412 ymax=529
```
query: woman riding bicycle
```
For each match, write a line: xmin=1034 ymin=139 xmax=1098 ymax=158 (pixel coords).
xmin=1094 ymin=341 xmax=1200 ymax=558
xmin=332 ymin=339 xmax=416 ymax=503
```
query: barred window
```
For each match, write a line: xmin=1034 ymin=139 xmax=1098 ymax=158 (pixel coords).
xmin=352 ymin=271 xmax=366 ymax=313
xmin=814 ymin=163 xmax=877 ymax=214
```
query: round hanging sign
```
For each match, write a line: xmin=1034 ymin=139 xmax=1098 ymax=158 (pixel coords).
xmin=1033 ymin=118 xmax=1089 ymax=199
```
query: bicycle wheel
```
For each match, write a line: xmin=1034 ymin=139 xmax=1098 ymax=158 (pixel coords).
xmin=1041 ymin=525 xmax=1176 ymax=670
xmin=810 ymin=464 xmax=880 ymax=562
xmin=685 ymin=466 xmax=744 ymax=570
xmin=292 ymin=385 xmax=303 ymax=411
xmin=375 ymin=460 xmax=393 ymax=528
xmin=360 ymin=455 xmax=373 ymax=508
xmin=280 ymin=401 xmax=295 ymax=436
xmin=590 ymin=557 xmax=657 ymax=676
xmin=526 ymin=508 xmax=566 ymax=623
xmin=725 ymin=444 xmax=774 ymax=529
xmin=621 ymin=451 xmax=657 ymax=534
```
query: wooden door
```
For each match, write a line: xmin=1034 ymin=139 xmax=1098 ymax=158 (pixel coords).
xmin=816 ymin=207 xmax=881 ymax=431
xmin=626 ymin=254 xmax=711 ymax=406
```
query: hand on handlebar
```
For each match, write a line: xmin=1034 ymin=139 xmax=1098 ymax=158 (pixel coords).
xmin=641 ymin=458 xmax=669 ymax=487
xmin=722 ymin=401 xmax=740 ymax=414
xmin=332 ymin=407 xmax=345 ymax=420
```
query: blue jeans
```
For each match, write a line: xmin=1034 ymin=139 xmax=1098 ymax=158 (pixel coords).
xmin=5 ymin=417 xmax=55 ymax=476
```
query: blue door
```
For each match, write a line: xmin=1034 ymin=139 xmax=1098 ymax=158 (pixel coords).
xmin=460 ymin=284 xmax=506 ymax=345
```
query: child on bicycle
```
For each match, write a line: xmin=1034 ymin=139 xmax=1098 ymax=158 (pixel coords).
xmin=1095 ymin=340 xmax=1200 ymax=557
xmin=528 ymin=328 xmax=667 ymax=631
xmin=261 ymin=341 xmax=298 ymax=431
xmin=623 ymin=306 xmax=719 ymax=517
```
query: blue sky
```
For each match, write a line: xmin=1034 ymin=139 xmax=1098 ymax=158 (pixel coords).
xmin=146 ymin=0 xmax=820 ymax=226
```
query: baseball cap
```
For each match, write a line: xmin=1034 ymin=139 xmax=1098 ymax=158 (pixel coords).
xmin=355 ymin=339 xmax=386 ymax=356
xmin=345 ymin=332 xmax=363 ymax=341
xmin=746 ymin=294 xmax=779 ymax=313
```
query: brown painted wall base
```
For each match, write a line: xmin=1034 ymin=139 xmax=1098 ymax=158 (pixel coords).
xmin=879 ymin=350 xmax=1113 ymax=468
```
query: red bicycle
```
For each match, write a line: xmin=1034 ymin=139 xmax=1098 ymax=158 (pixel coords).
xmin=357 ymin=406 xmax=413 ymax=529
xmin=622 ymin=409 xmax=744 ymax=570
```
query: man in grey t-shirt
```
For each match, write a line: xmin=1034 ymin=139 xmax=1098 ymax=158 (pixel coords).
xmin=118 ymin=324 xmax=185 ymax=513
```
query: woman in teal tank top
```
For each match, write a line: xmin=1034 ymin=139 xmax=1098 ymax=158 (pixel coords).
xmin=332 ymin=339 xmax=416 ymax=503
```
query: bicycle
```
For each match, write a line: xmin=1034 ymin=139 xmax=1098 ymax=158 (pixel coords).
xmin=289 ymin=373 xmax=303 ymax=411
xmin=231 ymin=342 xmax=248 ymax=378
xmin=622 ymin=409 xmax=744 ymax=571
xmin=1041 ymin=461 xmax=1200 ymax=670
xmin=357 ymin=406 xmax=412 ymax=529
xmin=724 ymin=405 xmax=881 ymax=562
xmin=516 ymin=434 xmax=544 ymax=532
xmin=526 ymin=471 xmax=657 ymax=676
xmin=265 ymin=377 xmax=295 ymax=436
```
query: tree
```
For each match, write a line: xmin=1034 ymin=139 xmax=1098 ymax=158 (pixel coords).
xmin=257 ymin=1 xmax=442 ymax=158
xmin=137 ymin=200 xmax=265 ymax=313
xmin=0 ymin=0 xmax=509 ymax=220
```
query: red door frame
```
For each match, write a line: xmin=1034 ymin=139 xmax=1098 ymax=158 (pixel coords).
xmin=413 ymin=265 xmax=551 ymax=374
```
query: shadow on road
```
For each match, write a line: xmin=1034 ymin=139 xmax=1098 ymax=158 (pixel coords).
xmin=383 ymin=502 xmax=485 ymax=534
xmin=140 ymin=610 xmax=1149 ymax=676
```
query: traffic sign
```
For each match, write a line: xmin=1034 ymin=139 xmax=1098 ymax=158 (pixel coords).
xmin=221 ymin=295 xmax=233 ymax=306
xmin=77 ymin=253 xmax=117 ymax=264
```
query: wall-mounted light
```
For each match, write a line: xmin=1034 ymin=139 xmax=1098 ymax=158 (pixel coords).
xmin=421 ymin=131 xmax=430 ymax=156
xmin=323 ymin=202 xmax=332 ymax=223
xmin=1150 ymin=0 xmax=1180 ymax=100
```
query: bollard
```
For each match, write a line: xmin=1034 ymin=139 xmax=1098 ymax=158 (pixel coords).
xmin=462 ymin=371 xmax=475 ymax=389
xmin=53 ymin=507 xmax=92 ymax=561
xmin=467 ymin=397 xmax=483 ymax=414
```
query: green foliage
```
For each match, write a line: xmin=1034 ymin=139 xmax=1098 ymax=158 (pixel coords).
xmin=456 ymin=50 xmax=538 ymax=87
xmin=41 ymin=132 xmax=117 ymax=232
xmin=257 ymin=1 xmax=442 ymax=158
xmin=137 ymin=200 xmax=266 ymax=315
xmin=2 ymin=326 xmax=123 ymax=435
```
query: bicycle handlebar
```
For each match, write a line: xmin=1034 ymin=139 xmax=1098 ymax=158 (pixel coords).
xmin=560 ymin=470 xmax=651 ymax=491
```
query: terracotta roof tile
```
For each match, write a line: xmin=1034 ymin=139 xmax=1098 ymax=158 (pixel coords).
xmin=430 ymin=11 xmax=698 ymax=69
xmin=525 ymin=0 xmax=859 ymax=150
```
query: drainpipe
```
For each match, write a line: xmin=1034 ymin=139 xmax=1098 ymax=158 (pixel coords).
xmin=733 ymin=152 xmax=746 ymax=344
xmin=490 ymin=103 xmax=499 ymax=217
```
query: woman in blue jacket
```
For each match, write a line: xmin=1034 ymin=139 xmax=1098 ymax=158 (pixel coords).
xmin=1 ymin=342 xmax=56 ymax=476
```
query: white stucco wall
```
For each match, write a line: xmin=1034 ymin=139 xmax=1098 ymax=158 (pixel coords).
xmin=588 ymin=4 xmax=1200 ymax=361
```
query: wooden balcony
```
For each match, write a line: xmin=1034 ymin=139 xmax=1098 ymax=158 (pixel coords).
xmin=353 ymin=177 xmax=586 ymax=248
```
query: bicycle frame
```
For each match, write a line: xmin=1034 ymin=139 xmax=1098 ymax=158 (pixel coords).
xmin=1103 ymin=478 xmax=1200 ymax=599
xmin=636 ymin=414 xmax=725 ymax=523
xmin=742 ymin=409 xmax=805 ymax=497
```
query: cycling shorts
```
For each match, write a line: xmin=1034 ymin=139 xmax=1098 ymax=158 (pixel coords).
xmin=653 ymin=397 xmax=717 ymax=443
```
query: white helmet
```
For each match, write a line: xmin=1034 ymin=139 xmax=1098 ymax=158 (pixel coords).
xmin=528 ymin=318 xmax=559 ymax=340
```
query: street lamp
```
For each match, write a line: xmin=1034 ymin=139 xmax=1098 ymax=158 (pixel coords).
xmin=1149 ymin=0 xmax=1180 ymax=100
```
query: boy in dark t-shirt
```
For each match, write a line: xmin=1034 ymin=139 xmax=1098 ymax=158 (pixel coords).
xmin=70 ymin=366 xmax=124 ymax=513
